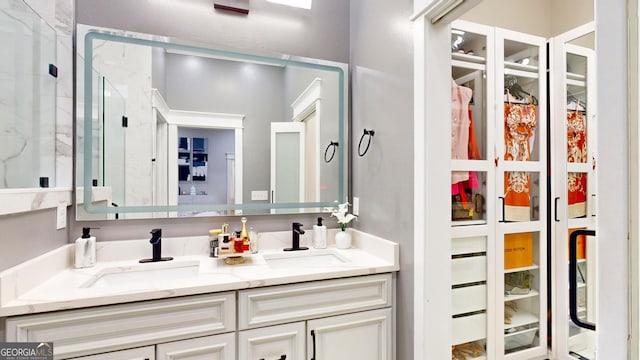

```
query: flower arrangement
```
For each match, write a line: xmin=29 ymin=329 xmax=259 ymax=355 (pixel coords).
xmin=330 ymin=202 xmax=357 ymax=231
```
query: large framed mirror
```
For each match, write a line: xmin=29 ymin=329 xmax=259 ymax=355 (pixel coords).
xmin=75 ymin=25 xmax=347 ymax=220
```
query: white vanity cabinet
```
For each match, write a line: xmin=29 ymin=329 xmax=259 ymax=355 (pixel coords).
xmin=155 ymin=333 xmax=236 ymax=360
xmin=70 ymin=346 xmax=155 ymax=360
xmin=307 ymin=308 xmax=392 ymax=360
xmin=237 ymin=309 xmax=392 ymax=360
xmin=238 ymin=322 xmax=306 ymax=360
xmin=5 ymin=274 xmax=395 ymax=360
xmin=5 ymin=292 xmax=236 ymax=360
xmin=237 ymin=273 xmax=393 ymax=360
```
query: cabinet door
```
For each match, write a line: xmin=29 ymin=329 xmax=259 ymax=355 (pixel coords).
xmin=238 ymin=322 xmax=306 ymax=360
xmin=71 ymin=346 xmax=155 ymax=360
xmin=155 ymin=333 xmax=235 ymax=360
xmin=307 ymin=308 xmax=391 ymax=360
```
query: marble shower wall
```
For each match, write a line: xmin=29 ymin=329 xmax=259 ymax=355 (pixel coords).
xmin=75 ymin=28 xmax=154 ymax=212
xmin=0 ymin=0 xmax=56 ymax=188
xmin=16 ymin=0 xmax=74 ymax=189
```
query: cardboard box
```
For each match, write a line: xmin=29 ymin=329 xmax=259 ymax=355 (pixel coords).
xmin=568 ymin=228 xmax=587 ymax=260
xmin=504 ymin=232 xmax=534 ymax=270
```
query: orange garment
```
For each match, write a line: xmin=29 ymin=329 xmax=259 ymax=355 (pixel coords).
xmin=503 ymin=102 xmax=537 ymax=221
xmin=468 ymin=107 xmax=481 ymax=160
xmin=567 ymin=110 xmax=587 ymax=218
xmin=451 ymin=80 xmax=473 ymax=185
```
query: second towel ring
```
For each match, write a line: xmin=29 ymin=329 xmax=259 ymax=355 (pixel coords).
xmin=324 ymin=141 xmax=339 ymax=163
xmin=358 ymin=129 xmax=375 ymax=157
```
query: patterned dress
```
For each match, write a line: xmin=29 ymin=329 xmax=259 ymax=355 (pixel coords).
xmin=503 ymin=102 xmax=537 ymax=221
xmin=567 ymin=109 xmax=587 ymax=218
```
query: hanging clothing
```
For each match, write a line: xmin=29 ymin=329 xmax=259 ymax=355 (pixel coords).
xmin=451 ymin=79 xmax=473 ymax=185
xmin=503 ymin=102 xmax=537 ymax=221
xmin=567 ymin=109 xmax=588 ymax=217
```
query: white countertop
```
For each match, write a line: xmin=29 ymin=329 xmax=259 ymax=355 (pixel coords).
xmin=0 ymin=229 xmax=398 ymax=317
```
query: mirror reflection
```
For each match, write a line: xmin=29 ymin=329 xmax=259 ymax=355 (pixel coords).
xmin=0 ymin=0 xmax=56 ymax=189
xmin=75 ymin=25 xmax=347 ymax=220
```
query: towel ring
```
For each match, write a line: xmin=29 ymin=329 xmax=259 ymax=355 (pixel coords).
xmin=324 ymin=141 xmax=339 ymax=163
xmin=358 ymin=129 xmax=375 ymax=157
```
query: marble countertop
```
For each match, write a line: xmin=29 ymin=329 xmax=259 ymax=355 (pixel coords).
xmin=0 ymin=229 xmax=398 ymax=317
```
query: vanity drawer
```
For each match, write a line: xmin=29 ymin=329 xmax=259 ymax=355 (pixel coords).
xmin=238 ymin=274 xmax=392 ymax=329
xmin=5 ymin=292 xmax=235 ymax=359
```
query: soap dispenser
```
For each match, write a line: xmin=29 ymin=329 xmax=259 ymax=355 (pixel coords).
xmin=75 ymin=227 xmax=96 ymax=268
xmin=313 ymin=217 xmax=327 ymax=249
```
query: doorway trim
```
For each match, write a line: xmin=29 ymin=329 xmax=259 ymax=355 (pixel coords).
xmin=152 ymin=90 xmax=244 ymax=209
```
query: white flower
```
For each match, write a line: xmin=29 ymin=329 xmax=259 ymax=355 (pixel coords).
xmin=330 ymin=202 xmax=357 ymax=230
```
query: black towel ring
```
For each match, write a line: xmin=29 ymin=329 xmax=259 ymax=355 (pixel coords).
xmin=324 ymin=141 xmax=339 ymax=163
xmin=358 ymin=129 xmax=375 ymax=157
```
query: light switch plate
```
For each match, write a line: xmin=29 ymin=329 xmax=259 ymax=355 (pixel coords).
xmin=56 ymin=203 xmax=67 ymax=229
xmin=352 ymin=197 xmax=360 ymax=216
xmin=251 ymin=190 xmax=269 ymax=201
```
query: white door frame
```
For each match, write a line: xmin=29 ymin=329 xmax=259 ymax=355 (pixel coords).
xmin=291 ymin=78 xmax=323 ymax=203
xmin=152 ymin=90 xmax=244 ymax=209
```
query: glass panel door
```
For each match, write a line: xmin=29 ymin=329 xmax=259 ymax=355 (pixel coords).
xmin=565 ymin=32 xmax=597 ymax=360
xmin=102 ymin=77 xmax=126 ymax=210
xmin=450 ymin=21 xmax=494 ymax=360
xmin=496 ymin=28 xmax=548 ymax=359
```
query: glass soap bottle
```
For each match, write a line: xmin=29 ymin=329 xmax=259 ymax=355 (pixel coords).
xmin=249 ymin=227 xmax=258 ymax=253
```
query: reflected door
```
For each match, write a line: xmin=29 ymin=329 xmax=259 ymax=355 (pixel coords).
xmin=101 ymin=76 xmax=126 ymax=213
xmin=270 ymin=122 xmax=305 ymax=213
xmin=551 ymin=23 xmax=597 ymax=360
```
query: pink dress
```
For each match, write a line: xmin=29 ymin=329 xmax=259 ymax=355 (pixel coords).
xmin=451 ymin=80 xmax=473 ymax=185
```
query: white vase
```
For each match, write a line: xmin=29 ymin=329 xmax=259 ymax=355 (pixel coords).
xmin=335 ymin=230 xmax=352 ymax=249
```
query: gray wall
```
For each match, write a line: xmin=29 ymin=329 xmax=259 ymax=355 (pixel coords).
xmin=75 ymin=0 xmax=349 ymax=64
xmin=0 ymin=209 xmax=69 ymax=270
xmin=165 ymin=54 xmax=285 ymax=205
xmin=152 ymin=46 xmax=167 ymax=97
xmin=349 ymin=1 xmax=414 ymax=360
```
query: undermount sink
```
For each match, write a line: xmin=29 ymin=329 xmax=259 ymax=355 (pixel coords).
xmin=262 ymin=249 xmax=350 ymax=268
xmin=80 ymin=260 xmax=200 ymax=289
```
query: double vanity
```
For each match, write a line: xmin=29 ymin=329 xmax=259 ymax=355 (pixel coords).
xmin=1 ymin=229 xmax=398 ymax=360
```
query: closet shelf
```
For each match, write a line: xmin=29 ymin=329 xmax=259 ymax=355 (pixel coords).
xmin=504 ymin=311 xmax=538 ymax=330
xmin=504 ymin=264 xmax=539 ymax=274
xmin=504 ymin=60 xmax=538 ymax=75
xmin=504 ymin=289 xmax=539 ymax=302
xmin=567 ymin=78 xmax=586 ymax=87
xmin=452 ymin=51 xmax=486 ymax=65
xmin=567 ymin=72 xmax=586 ymax=81
xmin=452 ymin=219 xmax=488 ymax=227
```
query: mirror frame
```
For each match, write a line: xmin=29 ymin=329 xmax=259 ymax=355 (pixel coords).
xmin=78 ymin=28 xmax=348 ymax=216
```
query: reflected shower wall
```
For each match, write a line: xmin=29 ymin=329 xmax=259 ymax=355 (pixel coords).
xmin=0 ymin=0 xmax=56 ymax=188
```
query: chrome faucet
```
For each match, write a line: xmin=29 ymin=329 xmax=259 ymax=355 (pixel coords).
xmin=284 ymin=222 xmax=309 ymax=251
xmin=140 ymin=229 xmax=174 ymax=263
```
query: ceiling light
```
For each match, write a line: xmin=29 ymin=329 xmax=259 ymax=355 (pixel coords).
xmin=266 ymin=0 xmax=312 ymax=9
